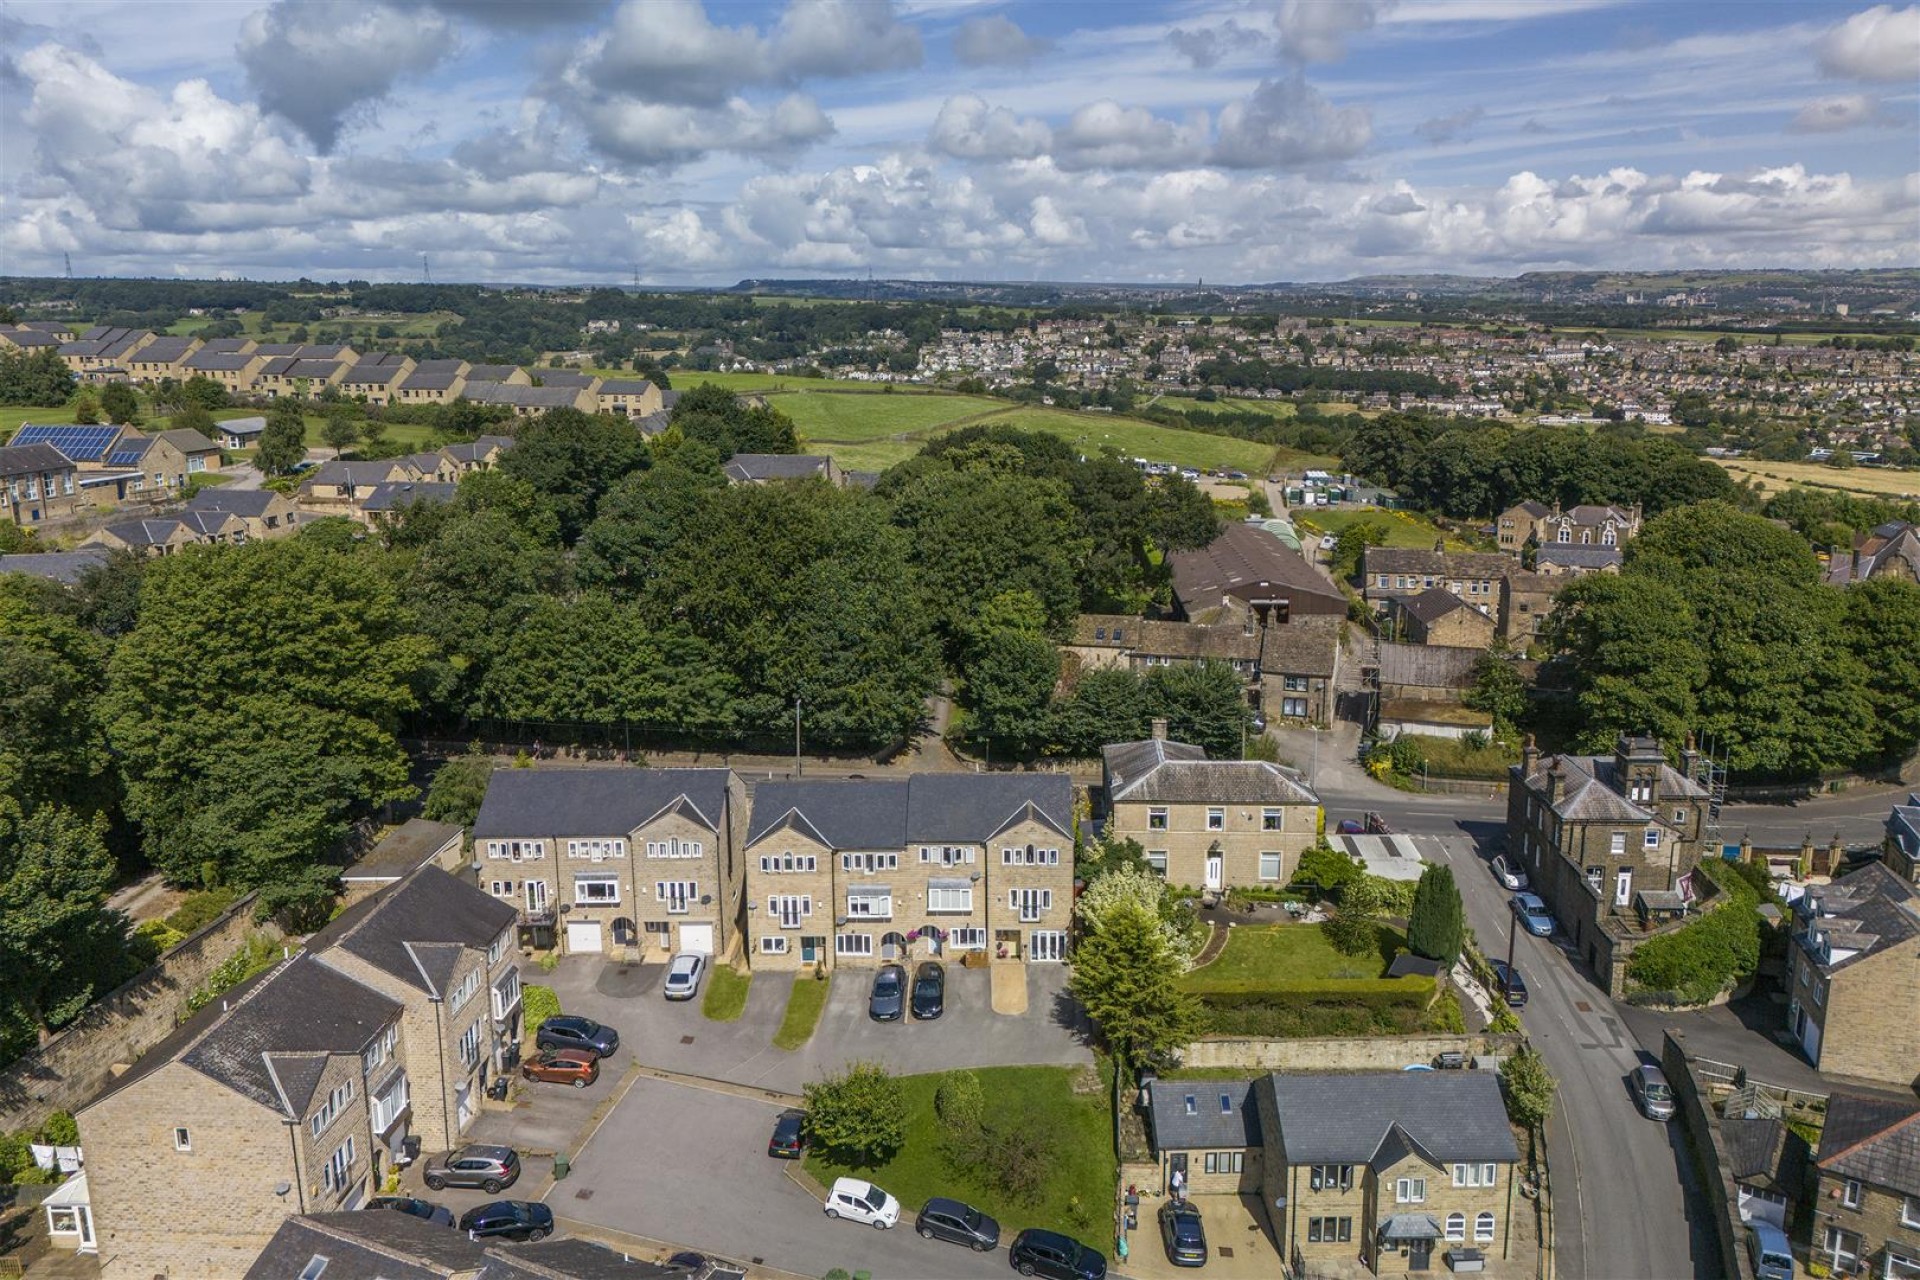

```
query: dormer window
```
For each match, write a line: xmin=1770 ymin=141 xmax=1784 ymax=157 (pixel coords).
xmin=1184 ymin=1094 xmax=1197 ymax=1116
xmin=1629 ymin=780 xmax=1652 ymax=803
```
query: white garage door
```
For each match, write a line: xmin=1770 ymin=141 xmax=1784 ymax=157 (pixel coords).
xmin=566 ymin=920 xmax=603 ymax=954
xmin=679 ymin=924 xmax=714 ymax=955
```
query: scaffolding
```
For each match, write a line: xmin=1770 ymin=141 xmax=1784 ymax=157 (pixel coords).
xmin=1691 ymin=733 xmax=1731 ymax=855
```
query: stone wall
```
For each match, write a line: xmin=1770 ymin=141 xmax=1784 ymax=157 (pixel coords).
xmin=1661 ymin=1031 xmax=1756 ymax=1280
xmin=1179 ymin=1031 xmax=1522 ymax=1072
xmin=0 ymin=893 xmax=284 ymax=1134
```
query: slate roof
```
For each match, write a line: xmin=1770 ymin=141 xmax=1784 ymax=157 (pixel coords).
xmin=132 ymin=335 xmax=196 ymax=363
xmin=359 ymin=481 xmax=459 ymax=512
xmin=1889 ymin=792 xmax=1920 ymax=865
xmin=465 ymin=364 xmax=522 ymax=382
xmin=1816 ymin=1093 xmax=1920 ymax=1198
xmin=245 ymin=1211 xmax=480 ymax=1280
xmin=473 ymin=767 xmax=731 ymax=841
xmin=156 ymin=427 xmax=219 ymax=454
xmin=492 ymin=1239 xmax=683 ymax=1278
xmin=597 ymin=378 xmax=656 ymax=395
xmin=1148 ymin=1079 xmax=1263 ymax=1151
xmin=0 ymin=441 xmax=78 ymax=476
xmin=305 ymin=865 xmax=517 ymax=998
xmin=1398 ymin=587 xmax=1478 ymax=624
xmin=1794 ymin=861 xmax=1920 ymax=976
xmin=1257 ymin=1071 xmax=1519 ymax=1166
xmin=217 ymin=415 xmax=268 ymax=438
xmin=199 ymin=338 xmax=256 ymax=355
xmin=1259 ymin=618 xmax=1340 ymax=677
xmin=465 ymin=382 xmax=587 ymax=409
xmin=444 ymin=436 xmax=514 ymax=465
xmin=747 ymin=774 xmax=1071 ymax=848
xmin=0 ymin=549 xmax=110 ymax=584
xmin=1378 ymin=641 xmax=1481 ymax=691
xmin=177 ymin=953 xmax=401 ymax=1116
xmin=184 ymin=351 xmax=258 ymax=372
xmin=89 ymin=518 xmax=198 ymax=548
xmin=1563 ymin=503 xmax=1636 ymax=524
xmin=306 ymin=459 xmax=415 ymax=487
xmin=400 ymin=366 xmax=466 ymax=391
xmin=1169 ymin=522 xmax=1345 ymax=612
xmin=252 ymin=343 xmax=303 ymax=357
xmin=1721 ymin=1114 xmax=1807 ymax=1193
xmin=1502 ymin=500 xmax=1551 ymax=520
xmin=1103 ymin=736 xmax=1318 ymax=807
xmin=1126 ymin=619 xmax=1261 ymax=662
xmin=1072 ymin=613 xmax=1139 ymax=647
xmin=1364 ymin=547 xmax=1518 ymax=581
xmin=1515 ymin=749 xmax=1707 ymax=825
xmin=186 ymin=487 xmax=285 ymax=517
xmin=1535 ymin=544 xmax=1623 ymax=571
xmin=344 ymin=818 xmax=463 ymax=884
xmin=723 ymin=453 xmax=832 ymax=482
xmin=288 ymin=358 xmax=346 ymax=379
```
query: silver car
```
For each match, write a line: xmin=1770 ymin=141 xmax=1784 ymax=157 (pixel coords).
xmin=663 ymin=952 xmax=706 ymax=1001
xmin=1629 ymin=1064 xmax=1675 ymax=1121
xmin=1490 ymin=853 xmax=1527 ymax=891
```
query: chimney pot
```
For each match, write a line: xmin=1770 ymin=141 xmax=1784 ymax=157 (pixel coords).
xmin=1151 ymin=717 xmax=1168 ymax=741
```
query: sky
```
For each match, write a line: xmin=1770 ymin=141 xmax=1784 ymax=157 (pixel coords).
xmin=0 ymin=0 xmax=1916 ymax=287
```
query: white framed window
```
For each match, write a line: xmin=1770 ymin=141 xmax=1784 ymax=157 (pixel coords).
xmin=1207 ymin=808 xmax=1224 ymax=831
xmin=835 ymin=933 xmax=873 ymax=957
xmin=1609 ymin=831 xmax=1627 ymax=856
xmin=567 ymin=838 xmax=627 ymax=860
xmin=485 ymin=839 xmax=546 ymax=861
xmin=362 ymin=1024 xmax=397 ymax=1074
xmin=1629 ymin=779 xmax=1652 ymax=802
xmin=760 ymin=936 xmax=789 ymax=954
xmin=574 ymin=873 xmax=620 ymax=906
xmin=927 ymin=885 xmax=973 ymax=914
xmin=1030 ymin=930 xmax=1068 ymax=961
xmin=920 ymin=845 xmax=973 ymax=866
xmin=1258 ymin=852 xmax=1283 ymax=881
xmin=846 ymin=890 xmax=893 ymax=919
xmin=1203 ymin=1151 xmax=1244 ymax=1174
xmin=655 ymin=881 xmax=697 ymax=913
xmin=767 ymin=895 xmax=811 ymax=928
xmin=1904 ymin=1195 xmax=1920 ymax=1229
xmin=1146 ymin=851 xmax=1168 ymax=875
xmin=1395 ymin=1177 xmax=1425 ymax=1203
xmin=308 ymin=1079 xmax=355 ymax=1138
xmin=1452 ymin=1163 xmax=1497 ymax=1188
xmin=1475 ymin=1212 xmax=1495 ymax=1242
xmin=1824 ymin=1227 xmax=1860 ymax=1270
xmin=371 ymin=1073 xmax=410 ymax=1133
xmin=949 ymin=927 xmax=986 ymax=950
xmin=1843 ymin=1179 xmax=1863 ymax=1209
xmin=322 ymin=1136 xmax=356 ymax=1193
xmin=1009 ymin=888 xmax=1053 ymax=921
xmin=841 ymin=852 xmax=898 ymax=873
xmin=448 ymin=968 xmax=481 ymax=1012
xmin=1148 ymin=807 xmax=1168 ymax=830
xmin=646 ymin=838 xmax=702 ymax=859
xmin=1262 ymin=808 xmax=1284 ymax=831
xmin=1446 ymin=1213 xmax=1466 ymax=1242
xmin=759 ymin=852 xmax=817 ymax=873
xmin=457 ymin=1019 xmax=483 ymax=1069
xmin=1307 ymin=1164 xmax=1353 ymax=1192
xmin=1644 ymin=829 xmax=1660 ymax=849
xmin=1001 ymin=847 xmax=1060 ymax=866
xmin=173 ymin=1127 xmax=191 ymax=1152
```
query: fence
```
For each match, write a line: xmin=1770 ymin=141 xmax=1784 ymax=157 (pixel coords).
xmin=0 ymin=892 xmax=285 ymax=1135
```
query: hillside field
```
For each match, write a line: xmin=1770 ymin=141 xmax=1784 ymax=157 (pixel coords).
xmin=1717 ymin=458 xmax=1920 ymax=501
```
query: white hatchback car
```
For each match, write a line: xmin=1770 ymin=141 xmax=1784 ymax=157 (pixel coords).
xmin=826 ymin=1178 xmax=899 ymax=1229
xmin=662 ymin=953 xmax=705 ymax=1002
xmin=1490 ymin=853 xmax=1528 ymax=891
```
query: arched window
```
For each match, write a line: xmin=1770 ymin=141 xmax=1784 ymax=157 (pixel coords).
xmin=1446 ymin=1213 xmax=1465 ymax=1242
xmin=1475 ymin=1212 xmax=1495 ymax=1242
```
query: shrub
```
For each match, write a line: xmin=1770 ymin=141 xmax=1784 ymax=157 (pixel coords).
xmin=1287 ymin=844 xmax=1359 ymax=899
xmin=934 ymin=1069 xmax=985 ymax=1135
xmin=522 ymin=984 xmax=561 ymax=1044
xmin=166 ymin=887 xmax=241 ymax=935
xmin=1625 ymin=860 xmax=1763 ymax=1005
xmin=1194 ymin=977 xmax=1434 ymax=1008
xmin=1324 ymin=906 xmax=1380 ymax=956
xmin=38 ymin=1112 xmax=78 ymax=1146
xmin=803 ymin=1061 xmax=908 ymax=1167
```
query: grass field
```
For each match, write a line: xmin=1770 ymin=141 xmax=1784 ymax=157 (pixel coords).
xmin=804 ymin=1064 xmax=1114 ymax=1252
xmin=0 ymin=405 xmax=77 ymax=437
xmin=701 ymin=966 xmax=751 ymax=1022
xmin=1717 ymin=459 xmax=1920 ymax=501
xmin=773 ymin=974 xmax=830 ymax=1051
xmin=1293 ymin=506 xmax=1473 ymax=549
xmin=1179 ymin=923 xmax=1401 ymax=989
xmin=775 ymin=391 xmax=1004 ymax=442
xmin=168 ymin=309 xmax=457 ymax=341
xmin=983 ymin=407 xmax=1278 ymax=473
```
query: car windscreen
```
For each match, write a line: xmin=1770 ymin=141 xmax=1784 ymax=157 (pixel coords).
xmin=1643 ymin=1081 xmax=1672 ymax=1100
xmin=864 ymin=1188 xmax=890 ymax=1210
xmin=874 ymin=974 xmax=901 ymax=994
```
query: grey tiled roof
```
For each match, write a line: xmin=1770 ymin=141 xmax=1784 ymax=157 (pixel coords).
xmin=0 ymin=442 xmax=77 ymax=477
xmin=1889 ymin=792 xmax=1920 ymax=863
xmin=597 ymin=379 xmax=656 ymax=395
xmin=1817 ymin=1093 xmax=1920 ymax=1198
xmin=1378 ymin=641 xmax=1481 ymax=691
xmin=217 ymin=415 xmax=268 ymax=437
xmin=1515 ymin=750 xmax=1709 ymax=825
xmin=345 ymin=818 xmax=463 ymax=883
xmin=305 ymin=865 xmax=517 ymax=998
xmin=1259 ymin=618 xmax=1339 ymax=677
xmin=1398 ymin=587 xmax=1476 ymax=623
xmin=1148 ymin=1079 xmax=1262 ymax=1151
xmin=133 ymin=336 xmax=196 ymax=362
xmin=472 ymin=767 xmax=732 ymax=841
xmin=1535 ymin=544 xmax=1623 ymax=570
xmin=1103 ymin=736 xmax=1317 ymax=807
xmin=1794 ymin=861 xmax=1920 ymax=975
xmin=746 ymin=774 xmax=1070 ymax=848
xmin=490 ymin=1239 xmax=683 ymax=1278
xmin=1169 ymin=522 xmax=1344 ymax=611
xmin=1257 ymin=1071 xmax=1520 ymax=1166
xmin=358 ymin=481 xmax=459 ymax=511
xmin=245 ymin=1211 xmax=475 ymax=1279
xmin=1722 ymin=1114 xmax=1804 ymax=1190
xmin=186 ymin=488 xmax=284 ymax=517
xmin=723 ymin=453 xmax=832 ymax=482
xmin=179 ymin=954 xmax=401 ymax=1115
xmin=156 ymin=427 xmax=218 ymax=454
xmin=1364 ymin=547 xmax=1517 ymax=580
xmin=0 ymin=549 xmax=110 ymax=584
xmin=749 ymin=779 xmax=911 ymax=849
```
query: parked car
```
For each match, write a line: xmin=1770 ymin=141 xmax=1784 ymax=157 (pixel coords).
xmin=1745 ymin=1221 xmax=1795 ymax=1280
xmin=1009 ymin=1228 xmax=1108 ymax=1280
xmin=1490 ymin=853 xmax=1528 ymax=891
xmin=824 ymin=1177 xmax=898 ymax=1229
xmin=365 ymin=1196 xmax=452 ymax=1227
xmin=1335 ymin=819 xmax=1365 ymax=835
xmin=1629 ymin=1063 xmax=1676 ymax=1121
xmin=1158 ymin=1200 xmax=1208 ymax=1267
xmin=664 ymin=952 xmax=706 ymax=1002
xmin=914 ymin=1196 xmax=999 ymax=1251
xmin=521 ymin=1048 xmax=600 ymax=1088
xmin=767 ymin=1109 xmax=806 ymax=1159
xmin=868 ymin=964 xmax=906 ymax=1022
xmin=457 ymin=1200 xmax=553 ymax=1242
xmin=1487 ymin=959 xmax=1528 ymax=1008
xmin=1510 ymin=892 xmax=1556 ymax=937
xmin=535 ymin=1014 xmax=619 ymax=1058
xmin=423 ymin=1145 xmax=520 ymax=1194
xmin=911 ymin=961 xmax=945 ymax=1020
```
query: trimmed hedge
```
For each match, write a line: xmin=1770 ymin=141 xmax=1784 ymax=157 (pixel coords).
xmin=1185 ymin=976 xmax=1434 ymax=1006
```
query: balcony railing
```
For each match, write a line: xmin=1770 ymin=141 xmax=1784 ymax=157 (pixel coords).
xmin=519 ymin=908 xmax=555 ymax=927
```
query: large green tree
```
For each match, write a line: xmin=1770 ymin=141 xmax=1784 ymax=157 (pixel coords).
xmin=802 ymin=1060 xmax=909 ymax=1167
xmin=0 ymin=578 xmax=113 ymax=813
xmin=497 ymin=407 xmax=650 ymax=543
xmin=102 ymin=536 xmax=435 ymax=887
xmin=0 ymin=804 xmax=129 ymax=1050
xmin=1407 ymin=864 xmax=1465 ymax=968
xmin=1068 ymin=897 xmax=1205 ymax=1066
xmin=255 ymin=401 xmax=307 ymax=476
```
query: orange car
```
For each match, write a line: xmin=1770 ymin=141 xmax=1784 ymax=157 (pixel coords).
xmin=520 ymin=1049 xmax=599 ymax=1088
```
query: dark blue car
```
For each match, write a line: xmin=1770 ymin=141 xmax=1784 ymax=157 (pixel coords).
xmin=536 ymin=1014 xmax=619 ymax=1058
xmin=868 ymin=964 xmax=905 ymax=1022
xmin=458 ymin=1200 xmax=553 ymax=1242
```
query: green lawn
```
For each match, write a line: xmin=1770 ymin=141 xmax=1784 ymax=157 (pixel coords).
xmin=1180 ymin=923 xmax=1402 ymax=990
xmin=0 ymin=405 xmax=79 ymax=437
xmin=775 ymin=391 xmax=1004 ymax=442
xmin=773 ymin=974 xmax=831 ymax=1051
xmin=702 ymin=966 xmax=752 ymax=1022
xmin=1293 ymin=507 xmax=1475 ymax=550
xmin=804 ymin=1065 xmax=1115 ymax=1252
xmin=976 ymin=407 xmax=1278 ymax=474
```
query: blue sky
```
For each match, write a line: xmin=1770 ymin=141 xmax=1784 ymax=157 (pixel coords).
xmin=1 ymin=0 xmax=1915 ymax=285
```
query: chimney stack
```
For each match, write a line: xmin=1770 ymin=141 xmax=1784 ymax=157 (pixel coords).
xmin=1546 ymin=759 xmax=1564 ymax=805
xmin=1680 ymin=733 xmax=1700 ymax=780
xmin=1522 ymin=734 xmax=1540 ymax=778
xmin=1151 ymin=717 xmax=1168 ymax=741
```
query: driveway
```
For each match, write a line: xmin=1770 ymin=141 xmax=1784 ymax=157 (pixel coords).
xmin=536 ymin=958 xmax=1091 ymax=1093
xmin=553 ymin=1075 xmax=1010 ymax=1280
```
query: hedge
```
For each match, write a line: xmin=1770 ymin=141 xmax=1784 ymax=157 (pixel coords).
xmin=1202 ymin=999 xmax=1446 ymax=1038
xmin=1624 ymin=859 xmax=1765 ymax=1006
xmin=521 ymin=984 xmax=562 ymax=1044
xmin=1185 ymin=976 xmax=1434 ymax=1006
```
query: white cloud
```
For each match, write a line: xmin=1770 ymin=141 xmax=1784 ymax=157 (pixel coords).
xmin=1213 ymin=76 xmax=1372 ymax=168
xmin=581 ymin=0 xmax=771 ymax=107
xmin=236 ymin=0 xmax=453 ymax=151
xmin=1274 ymin=0 xmax=1394 ymax=63
xmin=1167 ymin=19 xmax=1267 ymax=68
xmin=1816 ymin=4 xmax=1920 ymax=81
xmin=1788 ymin=94 xmax=1882 ymax=133
xmin=953 ymin=14 xmax=1051 ymax=67
xmin=1056 ymin=100 xmax=1210 ymax=170
xmin=1028 ymin=195 xmax=1086 ymax=246
xmin=774 ymin=0 xmax=922 ymax=77
xmin=1414 ymin=104 xmax=1484 ymax=144
xmin=927 ymin=95 xmax=1051 ymax=160
xmin=572 ymin=92 xmax=833 ymax=167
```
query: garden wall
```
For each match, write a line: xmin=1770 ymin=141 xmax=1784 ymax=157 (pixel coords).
xmin=1179 ymin=1031 xmax=1522 ymax=1071
xmin=1661 ymin=1032 xmax=1756 ymax=1280
xmin=0 ymin=893 xmax=283 ymax=1135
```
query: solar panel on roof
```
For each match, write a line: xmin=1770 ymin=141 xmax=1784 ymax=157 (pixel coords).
xmin=11 ymin=424 xmax=119 ymax=461
xmin=107 ymin=450 xmax=145 ymax=468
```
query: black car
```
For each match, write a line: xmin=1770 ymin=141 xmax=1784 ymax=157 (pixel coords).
xmin=1009 ymin=1228 xmax=1107 ymax=1280
xmin=868 ymin=964 xmax=905 ymax=1022
xmin=911 ymin=961 xmax=945 ymax=1020
xmin=536 ymin=1014 xmax=619 ymax=1058
xmin=458 ymin=1200 xmax=553 ymax=1242
xmin=1488 ymin=959 xmax=1528 ymax=1008
xmin=768 ymin=1109 xmax=806 ymax=1159
xmin=1159 ymin=1200 xmax=1207 ymax=1267
xmin=366 ymin=1196 xmax=453 ymax=1227
xmin=914 ymin=1196 xmax=998 ymax=1251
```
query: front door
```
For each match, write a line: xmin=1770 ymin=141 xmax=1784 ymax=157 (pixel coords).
xmin=1615 ymin=869 xmax=1633 ymax=907
xmin=1205 ymin=854 xmax=1224 ymax=890
xmin=77 ymin=1206 xmax=95 ymax=1252
xmin=801 ymin=935 xmax=823 ymax=963
xmin=1409 ymin=1239 xmax=1433 ymax=1271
